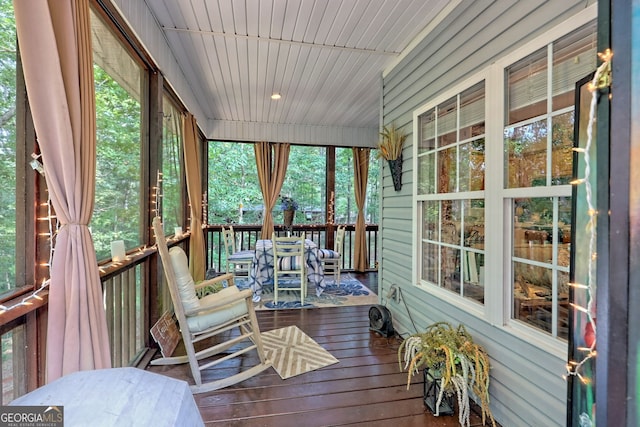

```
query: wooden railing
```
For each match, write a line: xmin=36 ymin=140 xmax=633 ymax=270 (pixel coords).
xmin=204 ymin=223 xmax=379 ymax=274
xmin=101 ymin=261 xmax=147 ymax=368
xmin=0 ymin=222 xmax=377 ymax=404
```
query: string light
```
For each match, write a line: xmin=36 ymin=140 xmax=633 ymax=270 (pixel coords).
xmin=328 ymin=191 xmax=335 ymax=225
xmin=202 ymin=191 xmax=208 ymax=226
xmin=0 ymin=279 xmax=50 ymax=315
xmin=564 ymin=49 xmax=612 ymax=388
xmin=153 ymin=170 xmax=163 ymax=218
xmin=1 ymin=194 xmax=56 ymax=316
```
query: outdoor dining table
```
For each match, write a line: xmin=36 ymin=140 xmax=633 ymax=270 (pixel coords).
xmin=248 ymin=238 xmax=326 ymax=302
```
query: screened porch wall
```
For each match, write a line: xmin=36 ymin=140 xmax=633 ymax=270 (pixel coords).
xmin=379 ymin=1 xmax=594 ymax=426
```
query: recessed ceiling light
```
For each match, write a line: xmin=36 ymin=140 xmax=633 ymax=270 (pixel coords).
xmin=271 ymin=93 xmax=281 ymax=100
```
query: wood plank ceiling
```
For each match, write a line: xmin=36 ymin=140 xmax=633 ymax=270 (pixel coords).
xmin=144 ymin=0 xmax=451 ymax=132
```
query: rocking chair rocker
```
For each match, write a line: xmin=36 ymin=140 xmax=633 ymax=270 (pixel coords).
xmin=150 ymin=217 xmax=271 ymax=393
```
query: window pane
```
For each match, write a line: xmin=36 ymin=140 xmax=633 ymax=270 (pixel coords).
xmin=335 ymin=148 xmax=379 ymax=225
xmin=551 ymin=112 xmax=575 ymax=185
xmin=504 ymin=120 xmax=548 ymax=188
xmin=552 ymin=22 xmax=597 ymax=110
xmin=441 ymin=199 xmax=461 ymax=245
xmin=442 ymin=246 xmax=461 ymax=294
xmin=460 ymin=81 xmax=485 ymax=140
xmin=417 ymin=153 xmax=435 ymax=195
xmin=437 ymin=97 xmax=457 ymax=147
xmin=512 ymin=196 xmax=571 ymax=339
xmin=281 ymin=146 xmax=326 ymax=225
xmin=208 ymin=142 xmax=259 ymax=224
xmin=419 ymin=108 xmax=436 ymax=153
xmin=463 ymin=251 xmax=485 ymax=303
xmin=437 ymin=146 xmax=457 ymax=193
xmin=92 ymin=9 xmax=142 ymax=260
xmin=463 ymin=199 xmax=484 ymax=303
xmin=0 ymin=0 xmax=16 ymax=293
xmin=422 ymin=200 xmax=440 ymax=241
xmin=459 ymin=138 xmax=485 ymax=192
xmin=335 ymin=148 xmax=353 ymax=224
xmin=506 ymin=47 xmax=547 ymax=125
xmin=513 ymin=261 xmax=553 ymax=330
xmin=162 ymin=97 xmax=183 ymax=231
xmin=2 ymin=326 xmax=26 ymax=404
xmin=464 ymin=199 xmax=484 ymax=249
xmin=366 ymin=153 xmax=379 ymax=224
xmin=421 ymin=241 xmax=439 ymax=284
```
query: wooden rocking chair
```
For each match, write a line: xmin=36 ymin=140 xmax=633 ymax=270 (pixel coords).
xmin=150 ymin=217 xmax=271 ymax=393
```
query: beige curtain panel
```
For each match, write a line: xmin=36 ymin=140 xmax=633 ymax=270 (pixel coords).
xmin=352 ymin=148 xmax=370 ymax=272
xmin=255 ymin=142 xmax=290 ymax=239
xmin=14 ymin=0 xmax=111 ymax=382
xmin=182 ymin=113 xmax=205 ymax=282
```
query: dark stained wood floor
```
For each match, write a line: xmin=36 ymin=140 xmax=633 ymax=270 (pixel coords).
xmin=147 ymin=300 xmax=495 ymax=426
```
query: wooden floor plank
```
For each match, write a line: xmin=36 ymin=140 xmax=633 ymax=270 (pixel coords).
xmin=147 ymin=275 xmax=497 ymax=426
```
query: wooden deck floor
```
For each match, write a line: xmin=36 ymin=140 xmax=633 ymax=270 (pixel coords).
xmin=147 ymin=303 xmax=494 ymax=426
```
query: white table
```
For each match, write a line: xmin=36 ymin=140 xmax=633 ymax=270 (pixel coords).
xmin=10 ymin=367 xmax=204 ymax=426
xmin=248 ymin=239 xmax=326 ymax=301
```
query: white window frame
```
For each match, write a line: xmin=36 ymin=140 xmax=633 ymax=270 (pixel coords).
xmin=412 ymin=4 xmax=597 ymax=358
xmin=412 ymin=71 xmax=488 ymax=319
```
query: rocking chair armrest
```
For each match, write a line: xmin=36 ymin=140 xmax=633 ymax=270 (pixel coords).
xmin=184 ymin=288 xmax=253 ymax=317
xmin=194 ymin=272 xmax=236 ymax=291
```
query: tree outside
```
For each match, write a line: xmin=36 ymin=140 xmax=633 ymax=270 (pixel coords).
xmin=207 ymin=142 xmax=379 ymax=227
xmin=0 ymin=0 xmax=16 ymax=294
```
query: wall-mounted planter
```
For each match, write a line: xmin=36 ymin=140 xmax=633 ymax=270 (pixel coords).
xmin=388 ymin=155 xmax=402 ymax=191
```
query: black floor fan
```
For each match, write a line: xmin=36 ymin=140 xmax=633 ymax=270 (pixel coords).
xmin=368 ymin=304 xmax=394 ymax=337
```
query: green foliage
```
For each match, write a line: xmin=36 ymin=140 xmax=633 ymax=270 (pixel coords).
xmin=207 ymin=143 xmax=380 ymax=227
xmin=0 ymin=0 xmax=16 ymax=293
xmin=93 ymin=64 xmax=142 ymax=260
xmin=208 ymin=142 xmax=260 ymax=224
xmin=399 ymin=322 xmax=495 ymax=426
xmin=161 ymin=98 xmax=183 ymax=230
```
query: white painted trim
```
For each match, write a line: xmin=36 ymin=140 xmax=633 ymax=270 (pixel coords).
xmin=412 ymin=112 xmax=420 ymax=287
xmin=504 ymin=321 xmax=569 ymax=360
xmin=414 ymin=281 xmax=486 ymax=319
xmin=484 ymin=63 xmax=505 ymax=327
xmin=411 ymin=69 xmax=489 ymax=316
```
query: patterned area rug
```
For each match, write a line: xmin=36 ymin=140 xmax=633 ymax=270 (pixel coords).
xmin=235 ymin=274 xmax=378 ymax=310
xmin=261 ymin=325 xmax=338 ymax=379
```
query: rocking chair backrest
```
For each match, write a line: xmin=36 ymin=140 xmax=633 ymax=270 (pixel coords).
xmin=152 ymin=216 xmax=191 ymax=332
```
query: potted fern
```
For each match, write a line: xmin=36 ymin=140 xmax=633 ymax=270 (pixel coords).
xmin=398 ymin=322 xmax=496 ymax=427
xmin=377 ymin=122 xmax=407 ymax=191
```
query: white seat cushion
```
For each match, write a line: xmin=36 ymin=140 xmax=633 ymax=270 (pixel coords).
xmin=187 ymin=286 xmax=248 ymax=332
xmin=228 ymin=249 xmax=255 ymax=262
xmin=168 ymin=247 xmax=200 ymax=313
xmin=317 ymin=249 xmax=340 ymax=259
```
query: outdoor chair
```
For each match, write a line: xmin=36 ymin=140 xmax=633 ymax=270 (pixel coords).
xmin=222 ymin=225 xmax=254 ymax=278
xmin=272 ymin=232 xmax=307 ymax=305
xmin=151 ymin=216 xmax=271 ymax=393
xmin=318 ymin=225 xmax=345 ymax=285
